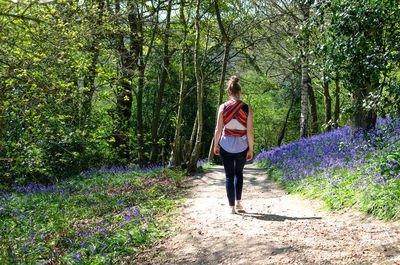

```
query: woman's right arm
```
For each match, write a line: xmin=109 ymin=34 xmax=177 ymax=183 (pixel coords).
xmin=214 ymin=104 xmax=224 ymax=155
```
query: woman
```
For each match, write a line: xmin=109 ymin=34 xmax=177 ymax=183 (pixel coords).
xmin=214 ymin=75 xmax=254 ymax=214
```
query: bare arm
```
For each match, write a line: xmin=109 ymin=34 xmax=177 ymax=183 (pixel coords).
xmin=246 ymin=106 xmax=254 ymax=161
xmin=214 ymin=104 xmax=224 ymax=155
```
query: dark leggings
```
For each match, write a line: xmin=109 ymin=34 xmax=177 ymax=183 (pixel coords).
xmin=220 ymin=147 xmax=248 ymax=206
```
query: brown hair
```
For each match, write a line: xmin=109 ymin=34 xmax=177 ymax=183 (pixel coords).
xmin=226 ymin=75 xmax=241 ymax=96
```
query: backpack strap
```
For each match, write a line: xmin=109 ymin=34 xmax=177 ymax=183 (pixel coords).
xmin=223 ymin=100 xmax=248 ymax=127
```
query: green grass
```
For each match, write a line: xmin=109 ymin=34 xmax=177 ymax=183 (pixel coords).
xmin=0 ymin=167 xmax=186 ymax=264
xmin=265 ymin=163 xmax=400 ymax=220
xmin=199 ymin=160 xmax=216 ymax=170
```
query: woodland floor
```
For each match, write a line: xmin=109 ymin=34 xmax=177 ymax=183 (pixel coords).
xmin=140 ymin=164 xmax=400 ymax=265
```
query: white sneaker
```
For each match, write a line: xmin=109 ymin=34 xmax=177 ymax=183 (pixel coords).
xmin=235 ymin=204 xmax=245 ymax=213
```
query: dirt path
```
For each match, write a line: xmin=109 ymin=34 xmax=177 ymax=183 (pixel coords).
xmin=150 ymin=164 xmax=400 ymax=265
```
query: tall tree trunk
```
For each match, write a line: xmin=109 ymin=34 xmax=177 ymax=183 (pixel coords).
xmin=150 ymin=0 xmax=172 ymax=163
xmin=278 ymin=87 xmax=294 ymax=146
xmin=208 ymin=0 xmax=231 ymax=160
xmin=137 ymin=45 xmax=145 ymax=165
xmin=334 ymin=76 xmax=340 ymax=128
xmin=323 ymin=73 xmax=332 ymax=132
xmin=300 ymin=0 xmax=311 ymax=139
xmin=188 ymin=0 xmax=203 ymax=172
xmin=208 ymin=43 xmax=230 ymax=160
xmin=170 ymin=0 xmax=187 ymax=166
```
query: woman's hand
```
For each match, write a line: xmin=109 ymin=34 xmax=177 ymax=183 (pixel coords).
xmin=246 ymin=149 xmax=253 ymax=161
xmin=214 ymin=145 xmax=220 ymax=156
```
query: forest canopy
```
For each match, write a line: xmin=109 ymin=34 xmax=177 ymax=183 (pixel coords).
xmin=1 ymin=0 xmax=399 ymax=184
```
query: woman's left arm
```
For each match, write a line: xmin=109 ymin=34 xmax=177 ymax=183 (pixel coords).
xmin=214 ymin=104 xmax=224 ymax=155
xmin=246 ymin=106 xmax=254 ymax=161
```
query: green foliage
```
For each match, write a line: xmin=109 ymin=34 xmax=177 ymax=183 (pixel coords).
xmin=240 ymin=71 xmax=301 ymax=151
xmin=2 ymin=0 xmax=399 ymax=186
xmin=0 ymin=1 xmax=117 ymax=183
xmin=200 ymin=160 xmax=216 ymax=170
xmin=379 ymin=152 xmax=400 ymax=176
xmin=163 ymin=167 xmax=187 ymax=187
xmin=314 ymin=0 xmax=400 ymax=115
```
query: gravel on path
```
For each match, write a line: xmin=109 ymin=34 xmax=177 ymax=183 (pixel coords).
xmin=148 ymin=164 xmax=400 ymax=265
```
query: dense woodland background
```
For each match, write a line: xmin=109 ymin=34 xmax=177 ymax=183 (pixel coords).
xmin=1 ymin=0 xmax=399 ymax=184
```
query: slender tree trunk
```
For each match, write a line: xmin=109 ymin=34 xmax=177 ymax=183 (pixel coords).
xmin=189 ymin=115 xmax=198 ymax=152
xmin=208 ymin=0 xmax=231 ymax=160
xmin=300 ymin=1 xmax=311 ymax=139
xmin=278 ymin=87 xmax=294 ymax=146
xmin=150 ymin=0 xmax=172 ymax=163
xmin=137 ymin=45 xmax=145 ymax=165
xmin=208 ymin=43 xmax=230 ymax=160
xmin=188 ymin=0 xmax=203 ymax=172
xmin=170 ymin=0 xmax=187 ymax=166
xmin=170 ymin=50 xmax=185 ymax=165
xmin=300 ymin=62 xmax=309 ymax=138
xmin=323 ymin=73 xmax=332 ymax=131
xmin=334 ymin=76 xmax=340 ymax=128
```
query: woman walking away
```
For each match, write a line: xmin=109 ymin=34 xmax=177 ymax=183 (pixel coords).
xmin=214 ymin=75 xmax=254 ymax=214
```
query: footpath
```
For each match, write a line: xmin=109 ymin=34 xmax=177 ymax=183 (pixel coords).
xmin=148 ymin=164 xmax=400 ymax=265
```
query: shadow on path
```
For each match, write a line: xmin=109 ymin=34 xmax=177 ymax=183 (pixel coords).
xmin=240 ymin=212 xmax=322 ymax=222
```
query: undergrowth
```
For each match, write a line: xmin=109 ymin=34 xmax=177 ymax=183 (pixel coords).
xmin=0 ymin=165 xmax=186 ymax=264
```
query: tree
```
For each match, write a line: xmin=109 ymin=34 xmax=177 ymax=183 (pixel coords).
xmin=298 ymin=0 xmax=317 ymax=138
xmin=109 ymin=0 xmax=140 ymax=162
xmin=150 ymin=0 xmax=173 ymax=163
xmin=187 ymin=0 xmax=204 ymax=172
xmin=207 ymin=0 xmax=231 ymax=161
xmin=318 ymin=0 xmax=400 ymax=133
xmin=170 ymin=0 xmax=190 ymax=166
